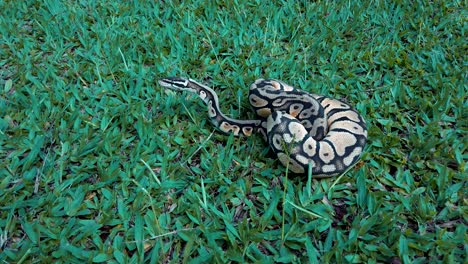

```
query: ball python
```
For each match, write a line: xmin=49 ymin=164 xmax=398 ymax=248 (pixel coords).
xmin=158 ymin=77 xmax=367 ymax=177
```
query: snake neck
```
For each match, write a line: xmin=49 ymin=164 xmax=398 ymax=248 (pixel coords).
xmin=160 ymin=77 xmax=263 ymax=137
xmin=199 ymin=85 xmax=263 ymax=137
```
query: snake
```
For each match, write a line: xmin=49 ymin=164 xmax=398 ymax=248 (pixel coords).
xmin=158 ymin=77 xmax=367 ymax=177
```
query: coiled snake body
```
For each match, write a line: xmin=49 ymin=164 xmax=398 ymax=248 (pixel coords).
xmin=159 ymin=77 xmax=367 ymax=177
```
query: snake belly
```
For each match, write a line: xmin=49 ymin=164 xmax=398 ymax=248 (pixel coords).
xmin=158 ymin=77 xmax=367 ymax=177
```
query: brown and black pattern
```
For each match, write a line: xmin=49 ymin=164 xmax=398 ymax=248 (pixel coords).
xmin=159 ymin=77 xmax=367 ymax=177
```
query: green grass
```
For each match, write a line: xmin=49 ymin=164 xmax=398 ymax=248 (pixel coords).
xmin=0 ymin=0 xmax=466 ymax=263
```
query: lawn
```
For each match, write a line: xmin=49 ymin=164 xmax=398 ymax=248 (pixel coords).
xmin=0 ymin=0 xmax=466 ymax=263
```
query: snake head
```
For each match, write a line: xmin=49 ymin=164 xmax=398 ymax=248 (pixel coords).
xmin=158 ymin=77 xmax=190 ymax=90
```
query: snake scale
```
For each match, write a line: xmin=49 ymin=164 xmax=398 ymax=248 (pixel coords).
xmin=159 ymin=77 xmax=367 ymax=177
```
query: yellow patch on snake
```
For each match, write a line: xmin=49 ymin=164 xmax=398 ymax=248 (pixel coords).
xmin=272 ymin=81 xmax=294 ymax=91
xmin=220 ymin=122 xmax=240 ymax=135
xmin=257 ymin=108 xmax=272 ymax=117
xmin=318 ymin=141 xmax=335 ymax=163
xmin=242 ymin=127 xmax=254 ymax=136
xmin=271 ymin=81 xmax=281 ymax=90
xmin=278 ymin=153 xmax=304 ymax=173
xmin=282 ymin=83 xmax=295 ymax=91
xmin=326 ymin=131 xmax=357 ymax=156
